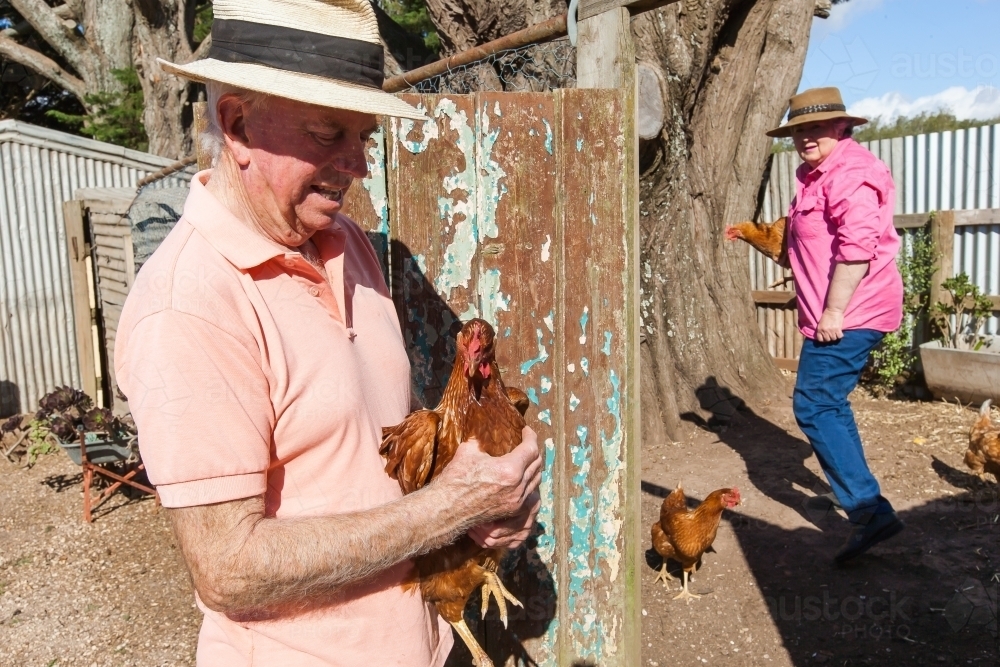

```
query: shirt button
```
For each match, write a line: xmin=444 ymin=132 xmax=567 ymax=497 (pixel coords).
xmin=284 ymin=258 xmax=295 ymax=267
xmin=308 ymin=286 xmax=320 ymax=297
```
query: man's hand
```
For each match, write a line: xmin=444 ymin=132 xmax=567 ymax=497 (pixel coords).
xmin=469 ymin=490 xmax=541 ymax=550
xmin=437 ymin=427 xmax=542 ymax=528
xmin=815 ymin=308 xmax=845 ymax=342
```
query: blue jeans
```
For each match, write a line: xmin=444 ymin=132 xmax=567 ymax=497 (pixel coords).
xmin=794 ymin=329 xmax=894 ymax=523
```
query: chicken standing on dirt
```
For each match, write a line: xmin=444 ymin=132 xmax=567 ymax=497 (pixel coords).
xmin=965 ymin=400 xmax=1000 ymax=483
xmin=651 ymin=483 xmax=741 ymax=602
xmin=380 ymin=318 xmax=530 ymax=667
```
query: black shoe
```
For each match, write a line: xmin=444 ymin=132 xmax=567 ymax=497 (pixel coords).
xmin=834 ymin=511 xmax=905 ymax=564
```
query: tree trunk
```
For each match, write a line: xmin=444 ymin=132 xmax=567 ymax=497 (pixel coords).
xmin=632 ymin=0 xmax=811 ymax=441
xmin=424 ymin=0 xmax=815 ymax=442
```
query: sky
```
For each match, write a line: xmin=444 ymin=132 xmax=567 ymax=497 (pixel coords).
xmin=801 ymin=0 xmax=1000 ymax=122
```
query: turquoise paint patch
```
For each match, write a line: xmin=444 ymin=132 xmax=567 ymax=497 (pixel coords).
xmin=569 ymin=393 xmax=581 ymax=411
xmin=433 ymin=99 xmax=478 ymax=298
xmin=540 ymin=376 xmax=552 ymax=393
xmin=567 ymin=425 xmax=602 ymax=656
xmin=361 ymin=127 xmax=389 ymax=236
xmin=538 ymin=409 xmax=552 ymax=425
xmin=596 ymin=370 xmax=625 ymax=583
xmin=543 ymin=310 xmax=554 ymax=334
xmin=395 ymin=106 xmax=438 ymax=154
xmin=531 ymin=436 xmax=560 ymax=664
xmin=601 ymin=331 xmax=612 ymax=356
xmin=504 ymin=327 xmax=511 ymax=338
xmin=579 ymin=306 xmax=589 ymax=344
xmin=520 ymin=328 xmax=549 ymax=374
xmin=476 ymin=102 xmax=508 ymax=243
xmin=542 ymin=119 xmax=554 ymax=155
xmin=526 ymin=387 xmax=539 ymax=405
xmin=576 ymin=138 xmax=583 ymax=152
xmin=480 ymin=268 xmax=510 ymax=328
xmin=581 ymin=357 xmax=589 ymax=376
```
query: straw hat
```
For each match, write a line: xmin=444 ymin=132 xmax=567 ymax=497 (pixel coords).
xmin=766 ymin=87 xmax=867 ymax=138
xmin=158 ymin=0 xmax=426 ymax=120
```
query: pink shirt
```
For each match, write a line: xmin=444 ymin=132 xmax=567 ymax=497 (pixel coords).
xmin=786 ymin=138 xmax=904 ymax=339
xmin=115 ymin=172 xmax=452 ymax=666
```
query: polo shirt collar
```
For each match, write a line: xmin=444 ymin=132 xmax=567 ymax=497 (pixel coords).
xmin=183 ymin=170 xmax=343 ymax=271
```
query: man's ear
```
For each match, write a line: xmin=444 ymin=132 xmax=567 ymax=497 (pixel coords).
xmin=217 ymin=95 xmax=252 ymax=168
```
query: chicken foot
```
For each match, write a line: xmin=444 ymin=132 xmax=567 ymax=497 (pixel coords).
xmin=480 ymin=568 xmax=523 ymax=628
xmin=654 ymin=562 xmax=676 ymax=588
xmin=449 ymin=619 xmax=494 ymax=667
xmin=673 ymin=569 xmax=702 ymax=603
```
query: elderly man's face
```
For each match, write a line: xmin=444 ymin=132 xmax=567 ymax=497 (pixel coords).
xmin=234 ymin=96 xmax=377 ymax=244
xmin=791 ymin=119 xmax=849 ymax=169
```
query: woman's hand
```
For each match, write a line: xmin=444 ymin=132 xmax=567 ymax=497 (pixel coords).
xmin=815 ymin=308 xmax=845 ymax=342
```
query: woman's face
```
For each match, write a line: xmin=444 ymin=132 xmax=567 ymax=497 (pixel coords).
xmin=791 ymin=120 xmax=849 ymax=168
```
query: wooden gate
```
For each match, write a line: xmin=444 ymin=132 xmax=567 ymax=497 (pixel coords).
xmin=343 ymin=89 xmax=640 ymax=666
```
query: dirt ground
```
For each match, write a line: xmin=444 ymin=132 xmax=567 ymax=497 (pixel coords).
xmin=1 ymin=388 xmax=997 ymax=666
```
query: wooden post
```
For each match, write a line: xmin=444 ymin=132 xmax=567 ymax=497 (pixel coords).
xmin=63 ymin=200 xmax=98 ymax=402
xmin=576 ymin=7 xmax=641 ymax=667
xmin=193 ymin=101 xmax=211 ymax=171
xmin=929 ymin=210 xmax=955 ymax=308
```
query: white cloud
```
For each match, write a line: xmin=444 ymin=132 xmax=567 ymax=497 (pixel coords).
xmin=811 ymin=0 xmax=884 ymax=41
xmin=848 ymin=85 xmax=1000 ymax=122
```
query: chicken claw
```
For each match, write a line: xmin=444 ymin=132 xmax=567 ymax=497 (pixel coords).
xmin=481 ymin=570 xmax=523 ymax=628
xmin=673 ymin=570 xmax=702 ymax=603
xmin=654 ymin=562 xmax=675 ymax=588
xmin=449 ymin=619 xmax=494 ymax=667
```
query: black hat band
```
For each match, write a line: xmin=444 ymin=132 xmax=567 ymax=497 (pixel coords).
xmin=208 ymin=19 xmax=385 ymax=89
xmin=787 ymin=103 xmax=847 ymax=120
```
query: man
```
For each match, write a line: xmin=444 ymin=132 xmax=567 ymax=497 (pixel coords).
xmin=115 ymin=1 xmax=541 ymax=664
xmin=766 ymin=87 xmax=905 ymax=563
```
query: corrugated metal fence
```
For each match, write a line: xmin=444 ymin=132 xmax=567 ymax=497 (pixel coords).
xmin=0 ymin=121 xmax=191 ymax=416
xmin=752 ymin=122 xmax=1000 ymax=364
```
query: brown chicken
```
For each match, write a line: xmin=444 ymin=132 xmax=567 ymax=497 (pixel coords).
xmin=650 ymin=483 xmax=741 ymax=602
xmin=725 ymin=217 xmax=788 ymax=265
xmin=380 ymin=318 xmax=529 ymax=667
xmin=966 ymin=399 xmax=1000 ymax=483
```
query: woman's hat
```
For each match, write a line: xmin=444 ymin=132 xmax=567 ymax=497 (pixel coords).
xmin=158 ymin=0 xmax=427 ymax=120
xmin=766 ymin=87 xmax=868 ymax=138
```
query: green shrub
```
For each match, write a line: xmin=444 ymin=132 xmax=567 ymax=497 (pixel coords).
xmin=46 ymin=69 xmax=148 ymax=152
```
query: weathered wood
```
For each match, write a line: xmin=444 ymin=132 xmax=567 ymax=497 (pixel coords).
xmin=893 ymin=213 xmax=931 ymax=229
xmin=753 ymin=290 xmax=797 ymax=306
xmin=576 ymin=7 xmax=634 ymax=90
xmin=773 ymin=357 xmax=799 ymax=372
xmin=952 ymin=208 xmax=1000 ymax=226
xmin=929 ymin=210 xmax=956 ymax=309
xmin=62 ymin=200 xmax=98 ymax=402
xmin=579 ymin=0 xmax=681 ymax=21
xmin=194 ymin=101 xmax=211 ymax=171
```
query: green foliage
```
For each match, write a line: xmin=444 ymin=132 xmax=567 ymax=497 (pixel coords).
xmin=931 ymin=272 xmax=994 ymax=349
xmin=378 ymin=0 xmax=440 ymax=52
xmin=46 ymin=69 xmax=148 ymax=152
xmin=853 ymin=111 xmax=1000 ymax=144
xmin=193 ymin=0 xmax=213 ymax=44
xmin=24 ymin=418 xmax=57 ymax=466
xmin=866 ymin=228 xmax=937 ymax=391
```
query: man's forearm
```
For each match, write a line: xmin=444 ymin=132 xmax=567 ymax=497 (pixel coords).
xmin=824 ymin=260 xmax=869 ymax=313
xmin=171 ymin=481 xmax=479 ymax=618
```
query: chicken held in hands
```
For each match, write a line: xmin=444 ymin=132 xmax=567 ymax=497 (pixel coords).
xmin=380 ymin=318 xmax=530 ymax=667
xmin=966 ymin=399 xmax=1000 ymax=483
xmin=651 ymin=483 xmax=740 ymax=602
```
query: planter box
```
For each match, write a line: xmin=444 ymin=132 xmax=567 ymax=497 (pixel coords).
xmin=919 ymin=340 xmax=1000 ymax=404
xmin=57 ymin=432 xmax=136 ymax=466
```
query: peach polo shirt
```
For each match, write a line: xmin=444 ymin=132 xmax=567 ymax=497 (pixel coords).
xmin=114 ymin=171 xmax=452 ymax=666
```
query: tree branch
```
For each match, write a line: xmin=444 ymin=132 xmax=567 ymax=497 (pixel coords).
xmin=0 ymin=34 xmax=87 ymax=101
xmin=9 ymin=0 xmax=93 ymax=80
xmin=188 ymin=34 xmax=211 ymax=63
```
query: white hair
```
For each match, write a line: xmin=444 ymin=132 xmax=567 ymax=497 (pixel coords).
xmin=201 ymin=81 xmax=272 ymax=167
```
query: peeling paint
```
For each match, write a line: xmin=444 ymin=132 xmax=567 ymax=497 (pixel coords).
xmin=540 ymin=376 xmax=552 ymax=393
xmin=542 ymin=118 xmax=554 ymax=155
xmin=568 ymin=424 xmax=602 ymax=655
xmin=601 ymin=331 xmax=613 ymax=356
xmin=433 ymin=99 xmax=478 ymax=298
xmin=579 ymin=306 xmax=589 ymax=344
xmin=532 ymin=435 xmax=560 ymax=661
xmin=361 ymin=127 xmax=389 ymax=235
xmin=576 ymin=137 xmax=584 ymax=152
xmin=543 ymin=310 xmax=554 ymax=333
xmin=396 ymin=105 xmax=438 ymax=154
xmin=520 ymin=328 xmax=549 ymax=375
xmin=541 ymin=234 xmax=552 ymax=262
xmin=526 ymin=387 xmax=539 ymax=405
xmin=580 ymin=357 xmax=589 ymax=376
xmin=504 ymin=326 xmax=511 ymax=338
xmin=476 ymin=102 xmax=508 ymax=243
xmin=569 ymin=393 xmax=580 ymax=411
xmin=597 ymin=370 xmax=624 ymax=583
xmin=538 ymin=409 xmax=552 ymax=425
xmin=567 ymin=362 xmax=576 ymax=373
xmin=479 ymin=268 xmax=510 ymax=328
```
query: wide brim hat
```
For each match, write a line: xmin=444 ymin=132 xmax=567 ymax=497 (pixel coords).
xmin=766 ymin=87 xmax=867 ymax=138
xmin=158 ymin=0 xmax=427 ymax=121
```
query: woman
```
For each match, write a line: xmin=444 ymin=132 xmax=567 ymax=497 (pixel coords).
xmin=767 ymin=87 xmax=905 ymax=563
